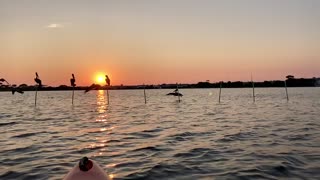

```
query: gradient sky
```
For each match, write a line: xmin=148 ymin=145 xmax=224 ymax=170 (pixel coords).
xmin=1 ymin=0 xmax=319 ymax=86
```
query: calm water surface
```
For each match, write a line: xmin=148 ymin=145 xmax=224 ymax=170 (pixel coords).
xmin=0 ymin=88 xmax=319 ymax=180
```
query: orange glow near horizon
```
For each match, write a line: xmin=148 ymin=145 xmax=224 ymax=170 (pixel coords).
xmin=95 ymin=73 xmax=106 ymax=85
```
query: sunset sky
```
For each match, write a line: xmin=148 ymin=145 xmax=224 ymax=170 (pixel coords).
xmin=1 ymin=0 xmax=319 ymax=86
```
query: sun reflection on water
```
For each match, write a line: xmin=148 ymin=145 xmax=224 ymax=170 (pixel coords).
xmin=106 ymin=163 xmax=117 ymax=168
xmin=97 ymin=90 xmax=107 ymax=113
xmin=109 ymin=174 xmax=115 ymax=179
xmin=92 ymin=90 xmax=117 ymax=178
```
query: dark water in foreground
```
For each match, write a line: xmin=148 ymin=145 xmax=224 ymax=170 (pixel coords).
xmin=0 ymin=88 xmax=319 ymax=180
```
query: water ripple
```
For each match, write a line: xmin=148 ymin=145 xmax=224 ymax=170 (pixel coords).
xmin=0 ymin=89 xmax=319 ymax=179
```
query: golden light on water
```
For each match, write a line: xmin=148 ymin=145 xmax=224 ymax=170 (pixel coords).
xmin=106 ymin=163 xmax=117 ymax=168
xmin=109 ymin=174 xmax=115 ymax=179
xmin=96 ymin=119 xmax=107 ymax=122
xmin=97 ymin=90 xmax=107 ymax=113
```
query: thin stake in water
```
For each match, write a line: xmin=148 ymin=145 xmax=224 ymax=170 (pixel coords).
xmin=285 ymin=80 xmax=289 ymax=101
xmin=144 ymin=84 xmax=147 ymax=104
xmin=34 ymin=72 xmax=42 ymax=106
xmin=70 ymin=74 xmax=76 ymax=105
xmin=251 ymin=73 xmax=255 ymax=102
xmin=219 ymin=81 xmax=222 ymax=103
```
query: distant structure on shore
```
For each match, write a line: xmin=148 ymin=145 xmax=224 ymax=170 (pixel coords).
xmin=0 ymin=76 xmax=319 ymax=92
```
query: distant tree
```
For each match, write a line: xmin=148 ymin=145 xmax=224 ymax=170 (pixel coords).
xmin=19 ymin=84 xmax=28 ymax=87
xmin=286 ymin=75 xmax=294 ymax=79
xmin=59 ymin=85 xmax=68 ymax=88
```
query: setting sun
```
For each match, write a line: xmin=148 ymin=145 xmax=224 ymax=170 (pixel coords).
xmin=95 ymin=74 xmax=105 ymax=84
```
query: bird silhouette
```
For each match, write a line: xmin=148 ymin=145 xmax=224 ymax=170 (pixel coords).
xmin=70 ymin=74 xmax=76 ymax=87
xmin=84 ymin=84 xmax=100 ymax=93
xmin=1 ymin=78 xmax=24 ymax=95
xmin=34 ymin=72 xmax=42 ymax=88
xmin=12 ymin=88 xmax=24 ymax=95
xmin=105 ymin=75 xmax=110 ymax=86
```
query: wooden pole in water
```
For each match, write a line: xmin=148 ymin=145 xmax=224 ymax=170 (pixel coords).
xmin=284 ymin=80 xmax=289 ymax=101
xmin=143 ymin=84 xmax=147 ymax=104
xmin=177 ymin=83 xmax=180 ymax=103
xmin=72 ymin=87 xmax=74 ymax=105
xmin=219 ymin=81 xmax=222 ymax=103
xmin=251 ymin=74 xmax=255 ymax=103
xmin=107 ymin=88 xmax=110 ymax=105
xmin=35 ymin=87 xmax=38 ymax=106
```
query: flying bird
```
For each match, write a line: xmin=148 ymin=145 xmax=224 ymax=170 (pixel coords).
xmin=34 ymin=72 xmax=42 ymax=88
xmin=166 ymin=92 xmax=183 ymax=96
xmin=12 ymin=88 xmax=24 ymax=95
xmin=1 ymin=78 xmax=24 ymax=94
xmin=166 ymin=87 xmax=183 ymax=96
xmin=84 ymin=84 xmax=100 ymax=93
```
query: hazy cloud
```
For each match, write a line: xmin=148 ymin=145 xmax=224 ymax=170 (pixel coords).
xmin=45 ymin=23 xmax=64 ymax=28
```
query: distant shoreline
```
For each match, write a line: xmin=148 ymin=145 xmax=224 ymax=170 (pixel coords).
xmin=1 ymin=77 xmax=319 ymax=92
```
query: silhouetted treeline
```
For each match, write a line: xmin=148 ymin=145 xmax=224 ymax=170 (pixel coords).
xmin=193 ymin=78 xmax=318 ymax=88
xmin=0 ymin=76 xmax=319 ymax=92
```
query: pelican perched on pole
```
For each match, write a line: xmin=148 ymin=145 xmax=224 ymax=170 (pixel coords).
xmin=70 ymin=74 xmax=76 ymax=105
xmin=34 ymin=72 xmax=42 ymax=88
xmin=34 ymin=72 xmax=42 ymax=106
xmin=105 ymin=75 xmax=110 ymax=105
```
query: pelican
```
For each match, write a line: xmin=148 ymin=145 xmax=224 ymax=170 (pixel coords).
xmin=166 ymin=88 xmax=183 ymax=96
xmin=70 ymin=74 xmax=76 ymax=87
xmin=105 ymin=75 xmax=110 ymax=86
xmin=34 ymin=72 xmax=42 ymax=88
